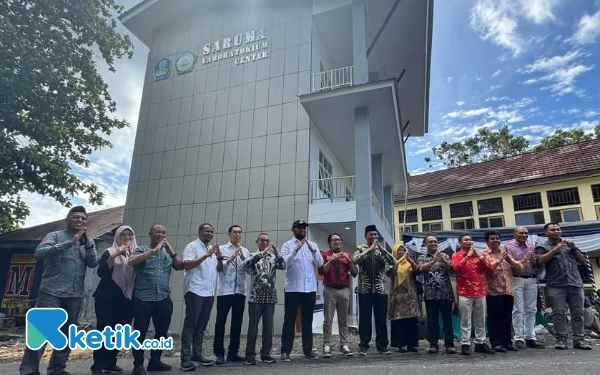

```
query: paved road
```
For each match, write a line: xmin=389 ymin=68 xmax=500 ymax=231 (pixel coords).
xmin=0 ymin=348 xmax=596 ymax=375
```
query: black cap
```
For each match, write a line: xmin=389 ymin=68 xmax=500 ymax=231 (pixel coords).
xmin=67 ymin=206 xmax=87 ymax=217
xmin=292 ymin=219 xmax=309 ymax=228
xmin=364 ymin=224 xmax=378 ymax=236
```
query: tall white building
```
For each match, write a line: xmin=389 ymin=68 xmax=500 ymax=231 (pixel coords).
xmin=121 ymin=0 xmax=433 ymax=334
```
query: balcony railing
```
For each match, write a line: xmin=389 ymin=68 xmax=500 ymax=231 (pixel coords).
xmin=311 ymin=66 xmax=353 ymax=93
xmin=309 ymin=176 xmax=355 ymax=203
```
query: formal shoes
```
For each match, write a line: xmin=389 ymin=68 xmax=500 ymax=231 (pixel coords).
xmin=461 ymin=344 xmax=471 ymax=355
xmin=445 ymin=346 xmax=457 ymax=354
xmin=215 ymin=356 xmax=225 ymax=365
xmin=474 ymin=343 xmax=495 ymax=354
xmin=427 ymin=345 xmax=439 ymax=354
xmin=493 ymin=345 xmax=507 ymax=353
xmin=526 ymin=340 xmax=545 ymax=349
xmin=505 ymin=343 xmax=519 ymax=351
xmin=515 ymin=341 xmax=526 ymax=350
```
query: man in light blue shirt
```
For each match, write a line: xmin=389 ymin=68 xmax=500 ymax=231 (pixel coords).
xmin=280 ymin=220 xmax=324 ymax=361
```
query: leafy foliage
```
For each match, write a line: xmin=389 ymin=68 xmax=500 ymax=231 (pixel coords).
xmin=426 ymin=123 xmax=600 ymax=169
xmin=0 ymin=0 xmax=133 ymax=233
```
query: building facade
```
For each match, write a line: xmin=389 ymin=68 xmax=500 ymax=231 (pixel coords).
xmin=394 ymin=139 xmax=600 ymax=287
xmin=121 ymin=0 xmax=433 ymax=334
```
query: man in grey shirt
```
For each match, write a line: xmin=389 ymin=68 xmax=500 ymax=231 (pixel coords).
xmin=19 ymin=206 xmax=98 ymax=375
xmin=535 ymin=222 xmax=591 ymax=351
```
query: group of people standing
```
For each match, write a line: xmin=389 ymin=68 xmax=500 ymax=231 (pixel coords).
xmin=19 ymin=205 xmax=593 ymax=375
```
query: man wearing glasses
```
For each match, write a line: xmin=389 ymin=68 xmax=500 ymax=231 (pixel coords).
xmin=243 ymin=233 xmax=285 ymax=365
xmin=318 ymin=233 xmax=357 ymax=357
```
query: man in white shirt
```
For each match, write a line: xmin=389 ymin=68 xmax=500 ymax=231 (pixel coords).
xmin=179 ymin=223 xmax=219 ymax=371
xmin=280 ymin=220 xmax=324 ymax=362
xmin=214 ymin=225 xmax=251 ymax=364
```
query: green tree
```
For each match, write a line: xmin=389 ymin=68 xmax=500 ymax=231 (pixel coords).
xmin=533 ymin=123 xmax=600 ymax=151
xmin=0 ymin=0 xmax=133 ymax=233
xmin=430 ymin=125 xmax=530 ymax=168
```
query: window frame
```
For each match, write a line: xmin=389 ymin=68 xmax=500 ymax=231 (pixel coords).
xmin=449 ymin=201 xmax=474 ymax=218
xmin=422 ymin=222 xmax=443 ymax=232
xmin=399 ymin=224 xmax=419 ymax=236
xmin=478 ymin=215 xmax=505 ymax=229
xmin=398 ymin=209 xmax=418 ymax=223
xmin=514 ymin=211 xmax=545 ymax=226
xmin=591 ymin=184 xmax=600 ymax=203
xmin=477 ymin=197 xmax=504 ymax=215
xmin=512 ymin=192 xmax=543 ymax=211
xmin=451 ymin=218 xmax=475 ymax=230
xmin=317 ymin=150 xmax=333 ymax=198
xmin=546 ymin=187 xmax=581 ymax=208
xmin=421 ymin=206 xmax=443 ymax=222
xmin=596 ymin=205 xmax=600 ymax=220
xmin=549 ymin=207 xmax=583 ymax=223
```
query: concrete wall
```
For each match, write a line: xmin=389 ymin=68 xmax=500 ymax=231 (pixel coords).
xmin=123 ymin=1 xmax=316 ymax=335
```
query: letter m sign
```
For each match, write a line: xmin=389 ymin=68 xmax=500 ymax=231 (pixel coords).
xmin=5 ymin=264 xmax=35 ymax=297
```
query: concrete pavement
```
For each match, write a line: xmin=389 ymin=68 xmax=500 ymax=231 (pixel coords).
xmin=0 ymin=347 xmax=596 ymax=375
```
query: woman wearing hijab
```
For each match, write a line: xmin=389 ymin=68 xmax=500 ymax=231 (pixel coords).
xmin=387 ymin=244 xmax=421 ymax=352
xmin=91 ymin=225 xmax=137 ymax=375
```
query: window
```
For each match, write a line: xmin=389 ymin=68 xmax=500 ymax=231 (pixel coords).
xmin=591 ymin=184 xmax=600 ymax=202
xmin=547 ymin=187 xmax=580 ymax=207
xmin=515 ymin=211 xmax=545 ymax=226
xmin=477 ymin=197 xmax=504 ymax=215
xmin=422 ymin=222 xmax=443 ymax=232
xmin=398 ymin=209 xmax=418 ymax=223
xmin=479 ymin=216 xmax=505 ymax=228
xmin=451 ymin=218 xmax=475 ymax=230
xmin=450 ymin=201 xmax=473 ymax=218
xmin=318 ymin=150 xmax=333 ymax=197
xmin=513 ymin=192 xmax=543 ymax=211
xmin=596 ymin=206 xmax=600 ymax=220
xmin=550 ymin=208 xmax=582 ymax=223
xmin=399 ymin=224 xmax=419 ymax=236
xmin=421 ymin=206 xmax=443 ymax=221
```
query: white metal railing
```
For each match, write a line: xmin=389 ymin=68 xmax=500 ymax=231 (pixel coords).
xmin=311 ymin=66 xmax=354 ymax=93
xmin=309 ymin=176 xmax=355 ymax=203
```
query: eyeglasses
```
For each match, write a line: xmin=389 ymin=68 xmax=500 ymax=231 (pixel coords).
xmin=258 ymin=239 xmax=270 ymax=242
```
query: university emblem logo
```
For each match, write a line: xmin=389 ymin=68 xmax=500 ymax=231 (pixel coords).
xmin=153 ymin=57 xmax=171 ymax=81
xmin=175 ymin=51 xmax=197 ymax=74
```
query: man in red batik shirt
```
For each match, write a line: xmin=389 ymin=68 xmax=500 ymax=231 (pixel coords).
xmin=319 ymin=233 xmax=358 ymax=358
xmin=452 ymin=233 xmax=495 ymax=356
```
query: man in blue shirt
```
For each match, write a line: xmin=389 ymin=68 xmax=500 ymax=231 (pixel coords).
xmin=280 ymin=220 xmax=324 ymax=362
xmin=19 ymin=206 xmax=97 ymax=375
xmin=128 ymin=224 xmax=184 ymax=375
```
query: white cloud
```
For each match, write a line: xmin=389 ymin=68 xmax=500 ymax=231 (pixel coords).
xmin=489 ymin=84 xmax=503 ymax=91
xmin=519 ymin=0 xmax=561 ymax=23
xmin=519 ymin=50 xmax=593 ymax=95
xmin=447 ymin=76 xmax=454 ymax=83
xmin=584 ymin=110 xmax=600 ymax=118
xmin=445 ymin=107 xmax=493 ymax=119
xmin=515 ymin=124 xmax=555 ymax=136
xmin=470 ymin=0 xmax=561 ymax=57
xmin=571 ymin=10 xmax=600 ymax=45
xmin=565 ymin=108 xmax=581 ymax=115
xmin=485 ymin=96 xmax=512 ymax=102
xmin=490 ymin=69 xmax=503 ymax=78
xmin=456 ymin=101 xmax=466 ymax=106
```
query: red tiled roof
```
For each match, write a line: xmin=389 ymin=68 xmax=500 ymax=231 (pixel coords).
xmin=401 ymin=138 xmax=600 ymax=202
xmin=0 ymin=206 xmax=124 ymax=243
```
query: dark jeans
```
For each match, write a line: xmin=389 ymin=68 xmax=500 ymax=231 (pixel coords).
xmin=245 ymin=302 xmax=275 ymax=358
xmin=358 ymin=293 xmax=388 ymax=351
xmin=180 ymin=292 xmax=214 ymax=362
xmin=91 ymin=295 xmax=134 ymax=371
xmin=390 ymin=317 xmax=419 ymax=349
xmin=213 ymin=294 xmax=246 ymax=357
xmin=19 ymin=293 xmax=82 ymax=375
xmin=281 ymin=292 xmax=316 ymax=355
xmin=425 ymin=300 xmax=454 ymax=347
xmin=132 ymin=297 xmax=173 ymax=366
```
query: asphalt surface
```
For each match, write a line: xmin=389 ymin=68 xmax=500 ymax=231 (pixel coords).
xmin=0 ymin=347 xmax=596 ymax=375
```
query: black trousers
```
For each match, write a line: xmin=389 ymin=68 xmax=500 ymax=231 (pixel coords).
xmin=281 ymin=292 xmax=316 ymax=355
xmin=425 ymin=300 xmax=454 ymax=347
xmin=487 ymin=294 xmax=514 ymax=347
xmin=132 ymin=297 xmax=173 ymax=366
xmin=180 ymin=292 xmax=214 ymax=362
xmin=390 ymin=317 xmax=419 ymax=349
xmin=91 ymin=295 xmax=134 ymax=371
xmin=213 ymin=294 xmax=246 ymax=357
xmin=358 ymin=293 xmax=388 ymax=351
xmin=245 ymin=302 xmax=275 ymax=358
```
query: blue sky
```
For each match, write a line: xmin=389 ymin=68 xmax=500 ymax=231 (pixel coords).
xmin=407 ymin=0 xmax=600 ymax=174
xmin=21 ymin=0 xmax=600 ymax=227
